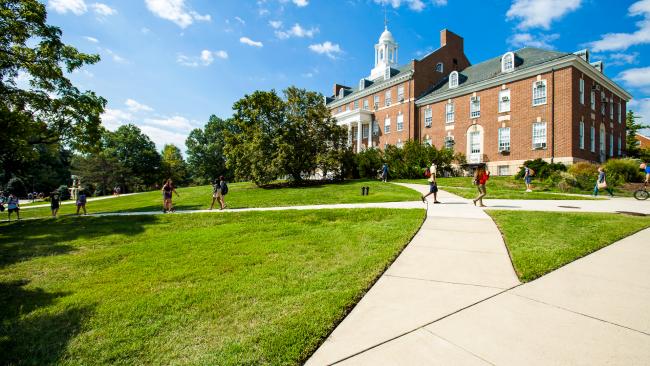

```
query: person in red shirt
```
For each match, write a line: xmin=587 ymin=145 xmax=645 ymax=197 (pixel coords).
xmin=472 ymin=165 xmax=490 ymax=207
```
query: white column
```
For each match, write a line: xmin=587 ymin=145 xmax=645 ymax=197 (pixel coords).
xmin=368 ymin=121 xmax=373 ymax=148
xmin=347 ymin=124 xmax=351 ymax=147
xmin=357 ymin=120 xmax=362 ymax=153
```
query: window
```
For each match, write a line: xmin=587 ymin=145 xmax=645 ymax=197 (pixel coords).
xmin=359 ymin=79 xmax=365 ymax=90
xmin=444 ymin=136 xmax=454 ymax=149
xmin=498 ymin=127 xmax=510 ymax=152
xmin=397 ymin=86 xmax=405 ymax=102
xmin=618 ymin=135 xmax=622 ymax=156
xmin=374 ymin=95 xmax=380 ymax=109
xmin=424 ymin=136 xmax=432 ymax=146
xmin=396 ymin=139 xmax=404 ymax=148
xmin=532 ymin=80 xmax=547 ymax=106
xmin=579 ymin=78 xmax=584 ymax=105
xmin=499 ymin=89 xmax=510 ymax=113
xmin=449 ymin=71 xmax=459 ymax=88
xmin=363 ymin=99 xmax=369 ymax=110
xmin=339 ymin=88 xmax=345 ymax=99
xmin=337 ymin=106 xmax=342 ymax=113
xmin=599 ymin=126 xmax=605 ymax=156
xmin=600 ymin=92 xmax=606 ymax=116
xmin=498 ymin=165 xmax=510 ymax=176
xmin=618 ymin=102 xmax=621 ymax=123
xmin=470 ymin=131 xmax=481 ymax=156
xmin=397 ymin=112 xmax=404 ymax=131
xmin=609 ymin=133 xmax=614 ymax=157
xmin=344 ymin=105 xmax=347 ymax=111
xmin=372 ymin=120 xmax=379 ymax=135
xmin=470 ymin=96 xmax=480 ymax=118
xmin=579 ymin=121 xmax=585 ymax=150
xmin=385 ymin=90 xmax=392 ymax=106
xmin=435 ymin=62 xmax=443 ymax=73
xmin=384 ymin=68 xmax=391 ymax=80
xmin=384 ymin=116 xmax=391 ymax=133
xmin=501 ymin=52 xmax=514 ymax=73
xmin=610 ymin=98 xmax=614 ymax=119
xmin=362 ymin=124 xmax=369 ymax=139
xmin=445 ymin=102 xmax=454 ymax=123
xmin=354 ymin=100 xmax=359 ymax=110
xmin=424 ymin=107 xmax=432 ymax=127
xmin=590 ymin=125 xmax=596 ymax=152
xmin=591 ymin=89 xmax=596 ymax=110
xmin=532 ymin=122 xmax=547 ymax=149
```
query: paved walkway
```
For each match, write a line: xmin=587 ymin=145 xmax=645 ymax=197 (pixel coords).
xmin=20 ymin=193 xmax=137 ymax=209
xmin=307 ymin=183 xmax=650 ymax=365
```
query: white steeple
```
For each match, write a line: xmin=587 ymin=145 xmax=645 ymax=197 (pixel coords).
xmin=369 ymin=16 xmax=398 ymax=80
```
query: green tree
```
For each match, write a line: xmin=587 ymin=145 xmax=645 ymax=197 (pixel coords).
xmin=104 ymin=124 xmax=162 ymax=190
xmin=72 ymin=150 xmax=127 ymax=196
xmin=626 ymin=110 xmax=649 ymax=158
xmin=186 ymin=115 xmax=231 ymax=184
xmin=161 ymin=144 xmax=188 ymax=185
xmin=0 ymin=0 xmax=106 ymax=183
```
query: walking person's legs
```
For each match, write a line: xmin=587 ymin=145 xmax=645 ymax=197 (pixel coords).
xmin=593 ymin=184 xmax=599 ymax=196
xmin=473 ymin=185 xmax=487 ymax=206
xmin=607 ymin=187 xmax=614 ymax=197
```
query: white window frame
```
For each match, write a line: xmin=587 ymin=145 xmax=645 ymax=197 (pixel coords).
xmin=600 ymin=91 xmax=606 ymax=116
xmin=590 ymin=125 xmax=596 ymax=152
xmin=470 ymin=96 xmax=480 ymax=118
xmin=591 ymin=89 xmax=596 ymax=110
xmin=353 ymin=100 xmax=359 ymax=110
xmin=424 ymin=107 xmax=432 ymax=127
xmin=339 ymin=88 xmax=345 ymax=99
xmin=424 ymin=136 xmax=432 ymax=146
xmin=373 ymin=95 xmax=380 ymax=110
xmin=618 ymin=102 xmax=621 ymax=123
xmin=498 ymin=165 xmax=510 ymax=176
xmin=501 ymin=52 xmax=514 ymax=73
xmin=396 ymin=112 xmax=404 ymax=131
xmin=445 ymin=102 xmax=454 ymax=124
xmin=532 ymin=122 xmax=547 ymax=149
xmin=609 ymin=133 xmax=614 ymax=157
xmin=359 ymin=79 xmax=365 ymax=91
xmin=609 ymin=98 xmax=614 ymax=120
xmin=384 ymin=116 xmax=391 ymax=134
xmin=618 ymin=135 xmax=622 ymax=155
xmin=363 ymin=99 xmax=369 ymax=110
xmin=532 ymin=80 xmax=547 ymax=106
xmin=579 ymin=78 xmax=584 ymax=105
xmin=444 ymin=136 xmax=454 ymax=149
xmin=579 ymin=121 xmax=585 ymax=150
xmin=362 ymin=124 xmax=369 ymax=139
xmin=449 ymin=71 xmax=459 ymax=89
xmin=384 ymin=68 xmax=391 ymax=80
xmin=385 ymin=90 xmax=392 ymax=106
xmin=498 ymin=127 xmax=510 ymax=152
xmin=499 ymin=89 xmax=510 ymax=113
xmin=599 ymin=125 xmax=606 ymax=156
xmin=435 ymin=62 xmax=443 ymax=73
xmin=397 ymin=86 xmax=405 ymax=102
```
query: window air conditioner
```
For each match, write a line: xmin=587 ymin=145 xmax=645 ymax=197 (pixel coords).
xmin=533 ymin=142 xmax=547 ymax=149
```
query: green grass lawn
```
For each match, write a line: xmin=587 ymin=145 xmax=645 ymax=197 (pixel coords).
xmin=487 ymin=210 xmax=650 ymax=282
xmin=16 ymin=180 xmax=420 ymax=220
xmin=395 ymin=176 xmax=598 ymax=200
xmin=0 ymin=208 xmax=424 ymax=365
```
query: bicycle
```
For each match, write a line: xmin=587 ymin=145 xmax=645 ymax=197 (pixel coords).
xmin=634 ymin=186 xmax=649 ymax=200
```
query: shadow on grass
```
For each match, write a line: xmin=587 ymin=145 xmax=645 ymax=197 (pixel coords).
xmin=0 ymin=215 xmax=158 ymax=269
xmin=0 ymin=280 xmax=93 ymax=365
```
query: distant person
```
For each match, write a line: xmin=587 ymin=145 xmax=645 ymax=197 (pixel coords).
xmin=643 ymin=162 xmax=650 ymax=187
xmin=421 ymin=162 xmax=441 ymax=204
xmin=523 ymin=164 xmax=534 ymax=192
xmin=162 ymin=179 xmax=179 ymax=213
xmin=211 ymin=176 xmax=228 ymax=210
xmin=593 ymin=166 xmax=614 ymax=197
xmin=76 ymin=189 xmax=87 ymax=215
xmin=472 ymin=165 xmax=490 ymax=207
xmin=209 ymin=179 xmax=221 ymax=210
xmin=381 ymin=163 xmax=389 ymax=182
xmin=6 ymin=193 xmax=20 ymax=221
xmin=0 ymin=191 xmax=6 ymax=212
xmin=116 ymin=186 xmax=121 ymax=196
xmin=51 ymin=191 xmax=60 ymax=217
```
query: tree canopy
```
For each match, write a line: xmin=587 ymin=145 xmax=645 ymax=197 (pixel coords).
xmin=186 ymin=115 xmax=231 ymax=184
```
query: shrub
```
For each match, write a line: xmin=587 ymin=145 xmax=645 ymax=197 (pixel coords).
xmin=515 ymin=158 xmax=566 ymax=180
xmin=356 ymin=148 xmax=383 ymax=179
xmin=549 ymin=171 xmax=578 ymax=192
xmin=603 ymin=158 xmax=644 ymax=186
xmin=57 ymin=184 xmax=71 ymax=200
xmin=568 ymin=162 xmax=598 ymax=190
xmin=6 ymin=177 xmax=27 ymax=197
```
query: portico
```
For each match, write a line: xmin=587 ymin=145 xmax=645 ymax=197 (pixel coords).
xmin=334 ymin=108 xmax=375 ymax=152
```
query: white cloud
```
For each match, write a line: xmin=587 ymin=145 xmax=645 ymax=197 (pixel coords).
xmin=240 ymin=37 xmax=263 ymax=47
xmin=508 ymin=32 xmax=559 ymax=49
xmin=49 ymin=0 xmax=87 ymax=15
xmin=616 ymin=66 xmax=650 ymax=92
xmin=102 ymin=48 xmax=127 ymax=63
xmin=139 ymin=125 xmax=190 ymax=151
xmin=177 ymin=50 xmax=227 ymax=67
xmin=84 ymin=36 xmax=99 ymax=43
xmin=585 ymin=0 xmax=650 ymax=52
xmin=101 ymin=108 xmax=133 ymax=130
xmin=308 ymin=41 xmax=342 ymax=59
xmin=144 ymin=0 xmax=211 ymax=28
xmin=372 ymin=0 xmax=446 ymax=11
xmin=629 ymin=98 xmax=650 ymax=130
xmin=91 ymin=2 xmax=116 ymax=16
xmin=293 ymin=0 xmax=308 ymax=6
xmin=506 ymin=0 xmax=582 ymax=30
xmin=269 ymin=20 xmax=283 ymax=29
xmin=125 ymin=99 xmax=153 ymax=112
xmin=200 ymin=50 xmax=214 ymax=65
xmin=275 ymin=23 xmax=318 ymax=39
xmin=214 ymin=50 xmax=228 ymax=59
xmin=143 ymin=115 xmax=194 ymax=131
xmin=607 ymin=52 xmax=640 ymax=66
xmin=234 ymin=16 xmax=245 ymax=25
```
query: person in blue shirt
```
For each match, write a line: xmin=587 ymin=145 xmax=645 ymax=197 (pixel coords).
xmin=644 ymin=162 xmax=650 ymax=187
xmin=76 ymin=189 xmax=87 ymax=215
xmin=6 ymin=193 xmax=20 ymax=221
xmin=381 ymin=163 xmax=389 ymax=182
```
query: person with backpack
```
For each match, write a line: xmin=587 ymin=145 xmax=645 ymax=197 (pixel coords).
xmin=76 ymin=189 xmax=87 ymax=215
xmin=524 ymin=164 xmax=534 ymax=192
xmin=51 ymin=191 xmax=61 ymax=217
xmin=209 ymin=178 xmax=223 ymax=210
xmin=217 ymin=176 xmax=228 ymax=210
xmin=472 ymin=165 xmax=490 ymax=207
xmin=6 ymin=193 xmax=20 ymax=221
xmin=381 ymin=163 xmax=389 ymax=182
xmin=421 ymin=162 xmax=441 ymax=204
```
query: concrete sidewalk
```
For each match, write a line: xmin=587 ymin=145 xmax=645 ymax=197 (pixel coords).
xmin=306 ymin=184 xmax=520 ymax=365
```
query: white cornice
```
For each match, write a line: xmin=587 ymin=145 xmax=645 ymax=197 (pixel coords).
xmin=327 ymin=70 xmax=413 ymax=108
xmin=416 ymin=55 xmax=632 ymax=106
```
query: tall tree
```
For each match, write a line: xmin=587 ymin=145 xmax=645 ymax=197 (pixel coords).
xmin=161 ymin=144 xmax=188 ymax=185
xmin=0 ymin=0 xmax=106 ymax=183
xmin=186 ymin=115 xmax=231 ymax=184
xmin=104 ymin=124 xmax=162 ymax=189
xmin=72 ymin=150 xmax=127 ymax=196
xmin=626 ymin=110 xmax=649 ymax=158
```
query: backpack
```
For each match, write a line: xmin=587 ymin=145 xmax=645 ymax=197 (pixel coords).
xmin=424 ymin=167 xmax=431 ymax=177
xmin=222 ymin=182 xmax=228 ymax=195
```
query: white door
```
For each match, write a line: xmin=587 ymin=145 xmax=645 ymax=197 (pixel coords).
xmin=469 ymin=131 xmax=482 ymax=163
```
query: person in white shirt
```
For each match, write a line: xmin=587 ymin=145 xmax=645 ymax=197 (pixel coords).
xmin=421 ymin=162 xmax=441 ymax=204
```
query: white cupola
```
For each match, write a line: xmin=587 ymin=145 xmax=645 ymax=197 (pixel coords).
xmin=369 ymin=25 xmax=398 ymax=80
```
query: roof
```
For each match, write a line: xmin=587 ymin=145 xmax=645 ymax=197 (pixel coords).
xmin=416 ymin=47 xmax=570 ymax=102
xmin=326 ymin=62 xmax=414 ymax=106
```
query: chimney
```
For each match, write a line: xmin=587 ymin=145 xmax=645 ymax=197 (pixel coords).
xmin=440 ymin=29 xmax=464 ymax=51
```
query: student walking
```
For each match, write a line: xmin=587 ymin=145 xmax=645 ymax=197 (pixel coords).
xmin=209 ymin=178 xmax=226 ymax=210
xmin=51 ymin=191 xmax=60 ymax=217
xmin=6 ymin=193 xmax=20 ymax=221
xmin=162 ymin=179 xmax=179 ymax=213
xmin=421 ymin=162 xmax=441 ymax=204
xmin=524 ymin=165 xmax=534 ymax=192
xmin=593 ymin=166 xmax=614 ymax=197
xmin=217 ymin=176 xmax=228 ymax=210
xmin=472 ymin=165 xmax=490 ymax=207
xmin=76 ymin=189 xmax=87 ymax=215
xmin=381 ymin=163 xmax=389 ymax=182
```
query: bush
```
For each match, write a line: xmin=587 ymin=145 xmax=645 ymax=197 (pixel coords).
xmin=356 ymin=148 xmax=383 ymax=179
xmin=603 ymin=158 xmax=644 ymax=186
xmin=568 ymin=162 xmax=598 ymax=190
xmin=515 ymin=158 xmax=566 ymax=180
xmin=57 ymin=184 xmax=71 ymax=200
xmin=6 ymin=177 xmax=27 ymax=197
xmin=549 ymin=171 xmax=578 ymax=192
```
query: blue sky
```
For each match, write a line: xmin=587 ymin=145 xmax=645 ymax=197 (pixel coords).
xmin=43 ymin=0 xmax=650 ymax=150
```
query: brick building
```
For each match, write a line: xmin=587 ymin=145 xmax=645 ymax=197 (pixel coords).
xmin=325 ymin=27 xmax=632 ymax=175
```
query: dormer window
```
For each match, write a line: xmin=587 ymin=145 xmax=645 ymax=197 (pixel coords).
xmin=435 ymin=62 xmax=443 ymax=73
xmin=338 ymin=88 xmax=345 ymax=99
xmin=359 ymin=79 xmax=366 ymax=90
xmin=449 ymin=71 xmax=459 ymax=89
xmin=501 ymin=52 xmax=515 ymax=73
xmin=384 ymin=68 xmax=391 ymax=80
